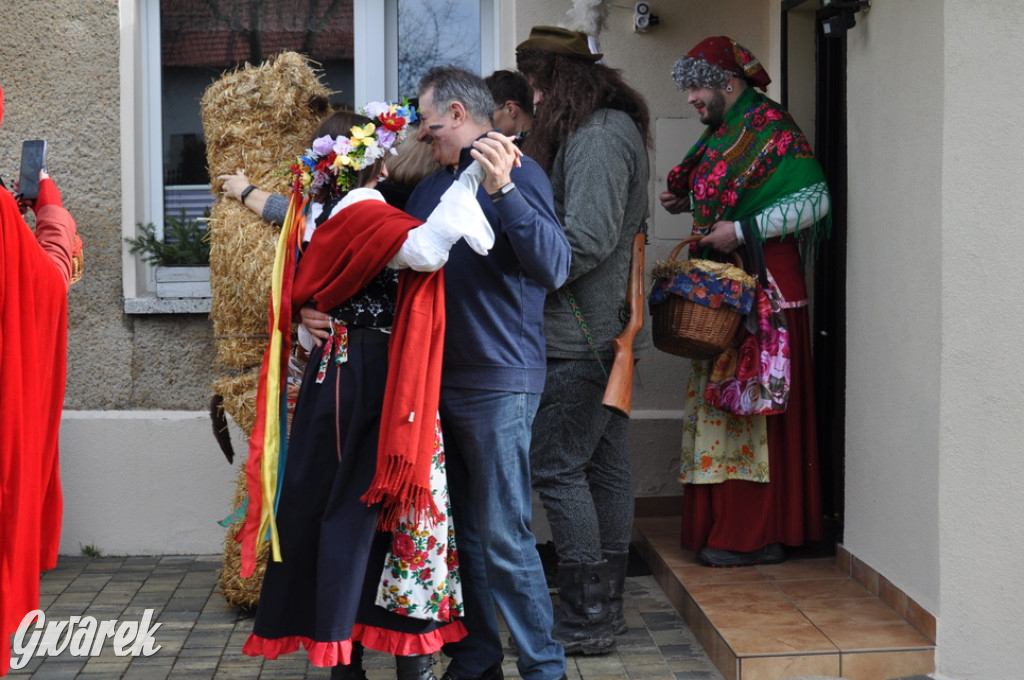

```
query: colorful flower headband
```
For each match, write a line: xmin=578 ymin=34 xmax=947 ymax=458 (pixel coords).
xmin=290 ymin=99 xmax=418 ymax=201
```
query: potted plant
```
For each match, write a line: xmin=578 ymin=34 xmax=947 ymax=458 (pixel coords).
xmin=125 ymin=210 xmax=211 ymax=298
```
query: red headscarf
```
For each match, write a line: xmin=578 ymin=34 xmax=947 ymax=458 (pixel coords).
xmin=686 ymin=36 xmax=772 ymax=90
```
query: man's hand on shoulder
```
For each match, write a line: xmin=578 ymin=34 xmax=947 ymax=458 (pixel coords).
xmin=470 ymin=132 xmax=522 ymax=195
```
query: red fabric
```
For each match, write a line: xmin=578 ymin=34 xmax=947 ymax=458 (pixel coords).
xmin=362 ymin=267 xmax=445 ymax=528
xmin=35 ymin=177 xmax=62 ymax=210
xmin=0 ymin=189 xmax=74 ymax=676
xmin=680 ymin=238 xmax=823 ymax=553
xmin=33 ymin=182 xmax=76 ymax=288
xmin=243 ymin=620 xmax=468 ymax=667
xmin=686 ymin=36 xmax=772 ymax=90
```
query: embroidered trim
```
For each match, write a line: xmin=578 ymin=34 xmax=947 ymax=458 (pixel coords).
xmin=315 ymin=319 xmax=349 ymax=383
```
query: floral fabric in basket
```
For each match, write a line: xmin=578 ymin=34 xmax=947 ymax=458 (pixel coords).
xmin=703 ymin=282 xmax=789 ymax=416
xmin=648 ymin=260 xmax=755 ymax=315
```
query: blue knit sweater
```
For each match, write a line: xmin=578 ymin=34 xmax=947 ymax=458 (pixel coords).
xmin=406 ymin=146 xmax=570 ymax=394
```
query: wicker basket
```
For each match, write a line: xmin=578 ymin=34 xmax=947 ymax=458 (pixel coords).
xmin=651 ymin=236 xmax=751 ymax=359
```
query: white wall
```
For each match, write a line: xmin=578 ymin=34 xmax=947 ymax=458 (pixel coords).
xmin=843 ymin=0 xmax=943 ymax=614
xmin=58 ymin=412 xmax=242 ymax=556
xmin=846 ymin=1 xmax=1024 ymax=678
xmin=934 ymin=1 xmax=1024 ymax=677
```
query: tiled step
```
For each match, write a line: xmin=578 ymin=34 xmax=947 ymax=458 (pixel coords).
xmin=633 ymin=516 xmax=934 ymax=680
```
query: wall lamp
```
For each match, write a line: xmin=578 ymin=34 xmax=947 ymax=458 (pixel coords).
xmin=820 ymin=0 xmax=870 ymax=38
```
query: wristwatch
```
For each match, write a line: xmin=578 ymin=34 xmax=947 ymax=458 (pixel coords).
xmin=239 ymin=184 xmax=257 ymax=204
xmin=489 ymin=182 xmax=516 ymax=202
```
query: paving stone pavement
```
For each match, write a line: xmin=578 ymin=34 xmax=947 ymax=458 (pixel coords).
xmin=8 ymin=555 xmax=724 ymax=680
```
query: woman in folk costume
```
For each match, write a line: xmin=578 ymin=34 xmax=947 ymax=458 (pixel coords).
xmin=236 ymin=103 xmax=504 ymax=680
xmin=0 ymin=84 xmax=81 ymax=677
xmin=660 ymin=37 xmax=831 ymax=568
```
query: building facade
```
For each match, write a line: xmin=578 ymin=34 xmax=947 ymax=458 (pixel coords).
xmin=1 ymin=1 xmax=1021 ymax=678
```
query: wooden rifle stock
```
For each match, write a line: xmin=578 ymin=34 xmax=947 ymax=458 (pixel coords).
xmin=602 ymin=231 xmax=646 ymax=417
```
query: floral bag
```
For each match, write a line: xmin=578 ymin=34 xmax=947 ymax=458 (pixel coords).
xmin=703 ymin=281 xmax=790 ymax=415
xmin=702 ymin=218 xmax=790 ymax=416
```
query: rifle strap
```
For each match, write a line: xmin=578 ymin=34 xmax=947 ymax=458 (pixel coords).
xmin=563 ymin=286 xmax=609 ymax=380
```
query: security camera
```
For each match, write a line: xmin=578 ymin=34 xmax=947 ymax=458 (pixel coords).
xmin=821 ymin=10 xmax=856 ymax=37
xmin=634 ymin=2 xmax=660 ymax=33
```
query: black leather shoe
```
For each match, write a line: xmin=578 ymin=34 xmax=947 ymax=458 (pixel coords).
xmin=395 ymin=654 xmax=436 ymax=680
xmin=698 ymin=542 xmax=785 ymax=568
xmin=439 ymin=660 xmax=503 ymax=680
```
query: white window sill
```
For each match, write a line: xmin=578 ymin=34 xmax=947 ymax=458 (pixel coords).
xmin=124 ymin=296 xmax=211 ymax=314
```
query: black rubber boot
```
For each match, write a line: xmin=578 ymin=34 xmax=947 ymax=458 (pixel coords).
xmin=395 ymin=654 xmax=437 ymax=680
xmin=552 ymin=560 xmax=615 ymax=655
xmin=330 ymin=643 xmax=368 ymax=680
xmin=603 ymin=550 xmax=629 ymax=635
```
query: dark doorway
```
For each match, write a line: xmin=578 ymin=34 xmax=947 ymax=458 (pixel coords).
xmin=781 ymin=0 xmax=848 ymax=548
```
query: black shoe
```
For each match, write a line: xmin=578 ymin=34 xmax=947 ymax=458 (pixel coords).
xmin=602 ymin=550 xmax=629 ymax=635
xmin=439 ymin=660 xmax=504 ymax=680
xmin=697 ymin=542 xmax=785 ymax=568
xmin=330 ymin=643 xmax=368 ymax=680
xmin=552 ymin=561 xmax=615 ymax=655
xmin=396 ymin=654 xmax=437 ymax=680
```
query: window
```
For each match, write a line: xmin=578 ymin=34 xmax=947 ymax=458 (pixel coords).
xmin=123 ymin=0 xmax=498 ymax=310
xmin=397 ymin=0 xmax=483 ymax=96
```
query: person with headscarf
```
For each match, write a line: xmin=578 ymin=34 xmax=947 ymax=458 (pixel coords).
xmin=660 ymin=37 xmax=831 ymax=568
xmin=0 ymin=84 xmax=80 ymax=677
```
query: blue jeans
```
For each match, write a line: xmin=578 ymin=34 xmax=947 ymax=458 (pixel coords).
xmin=440 ymin=387 xmax=566 ymax=680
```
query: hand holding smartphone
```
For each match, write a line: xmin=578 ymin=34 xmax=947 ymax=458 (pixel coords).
xmin=18 ymin=139 xmax=47 ymax=200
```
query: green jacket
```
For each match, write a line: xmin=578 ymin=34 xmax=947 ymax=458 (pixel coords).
xmin=545 ymin=108 xmax=652 ymax=361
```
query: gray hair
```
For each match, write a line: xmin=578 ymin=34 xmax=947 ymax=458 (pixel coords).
xmin=417 ymin=66 xmax=495 ymax=125
xmin=671 ymin=56 xmax=733 ymax=90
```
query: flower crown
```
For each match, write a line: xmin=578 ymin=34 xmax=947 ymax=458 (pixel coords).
xmin=290 ymin=99 xmax=418 ymax=201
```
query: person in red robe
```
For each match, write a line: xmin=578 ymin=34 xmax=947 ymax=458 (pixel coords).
xmin=0 ymin=84 xmax=79 ymax=676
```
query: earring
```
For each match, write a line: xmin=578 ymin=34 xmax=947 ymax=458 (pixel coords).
xmin=726 ymin=85 xmax=734 ymax=93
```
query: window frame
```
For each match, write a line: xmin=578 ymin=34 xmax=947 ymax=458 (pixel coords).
xmin=121 ymin=0 xmax=501 ymax=312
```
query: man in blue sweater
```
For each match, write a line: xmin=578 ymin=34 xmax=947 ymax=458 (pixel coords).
xmin=404 ymin=66 xmax=571 ymax=680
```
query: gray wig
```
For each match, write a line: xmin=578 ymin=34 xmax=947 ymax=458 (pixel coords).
xmin=671 ymin=56 xmax=733 ymax=90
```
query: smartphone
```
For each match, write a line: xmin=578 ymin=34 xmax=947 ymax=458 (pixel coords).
xmin=18 ymin=139 xmax=47 ymax=200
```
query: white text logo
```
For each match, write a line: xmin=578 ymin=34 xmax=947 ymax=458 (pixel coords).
xmin=11 ymin=609 xmax=163 ymax=669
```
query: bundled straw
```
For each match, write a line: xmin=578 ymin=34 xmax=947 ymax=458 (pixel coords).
xmin=201 ymin=50 xmax=331 ymax=369
xmin=201 ymin=51 xmax=330 ymax=608
xmin=212 ymin=371 xmax=260 ymax=437
xmin=217 ymin=465 xmax=269 ymax=610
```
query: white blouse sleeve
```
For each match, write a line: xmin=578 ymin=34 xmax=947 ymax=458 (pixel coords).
xmin=388 ymin=161 xmax=494 ymax=271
